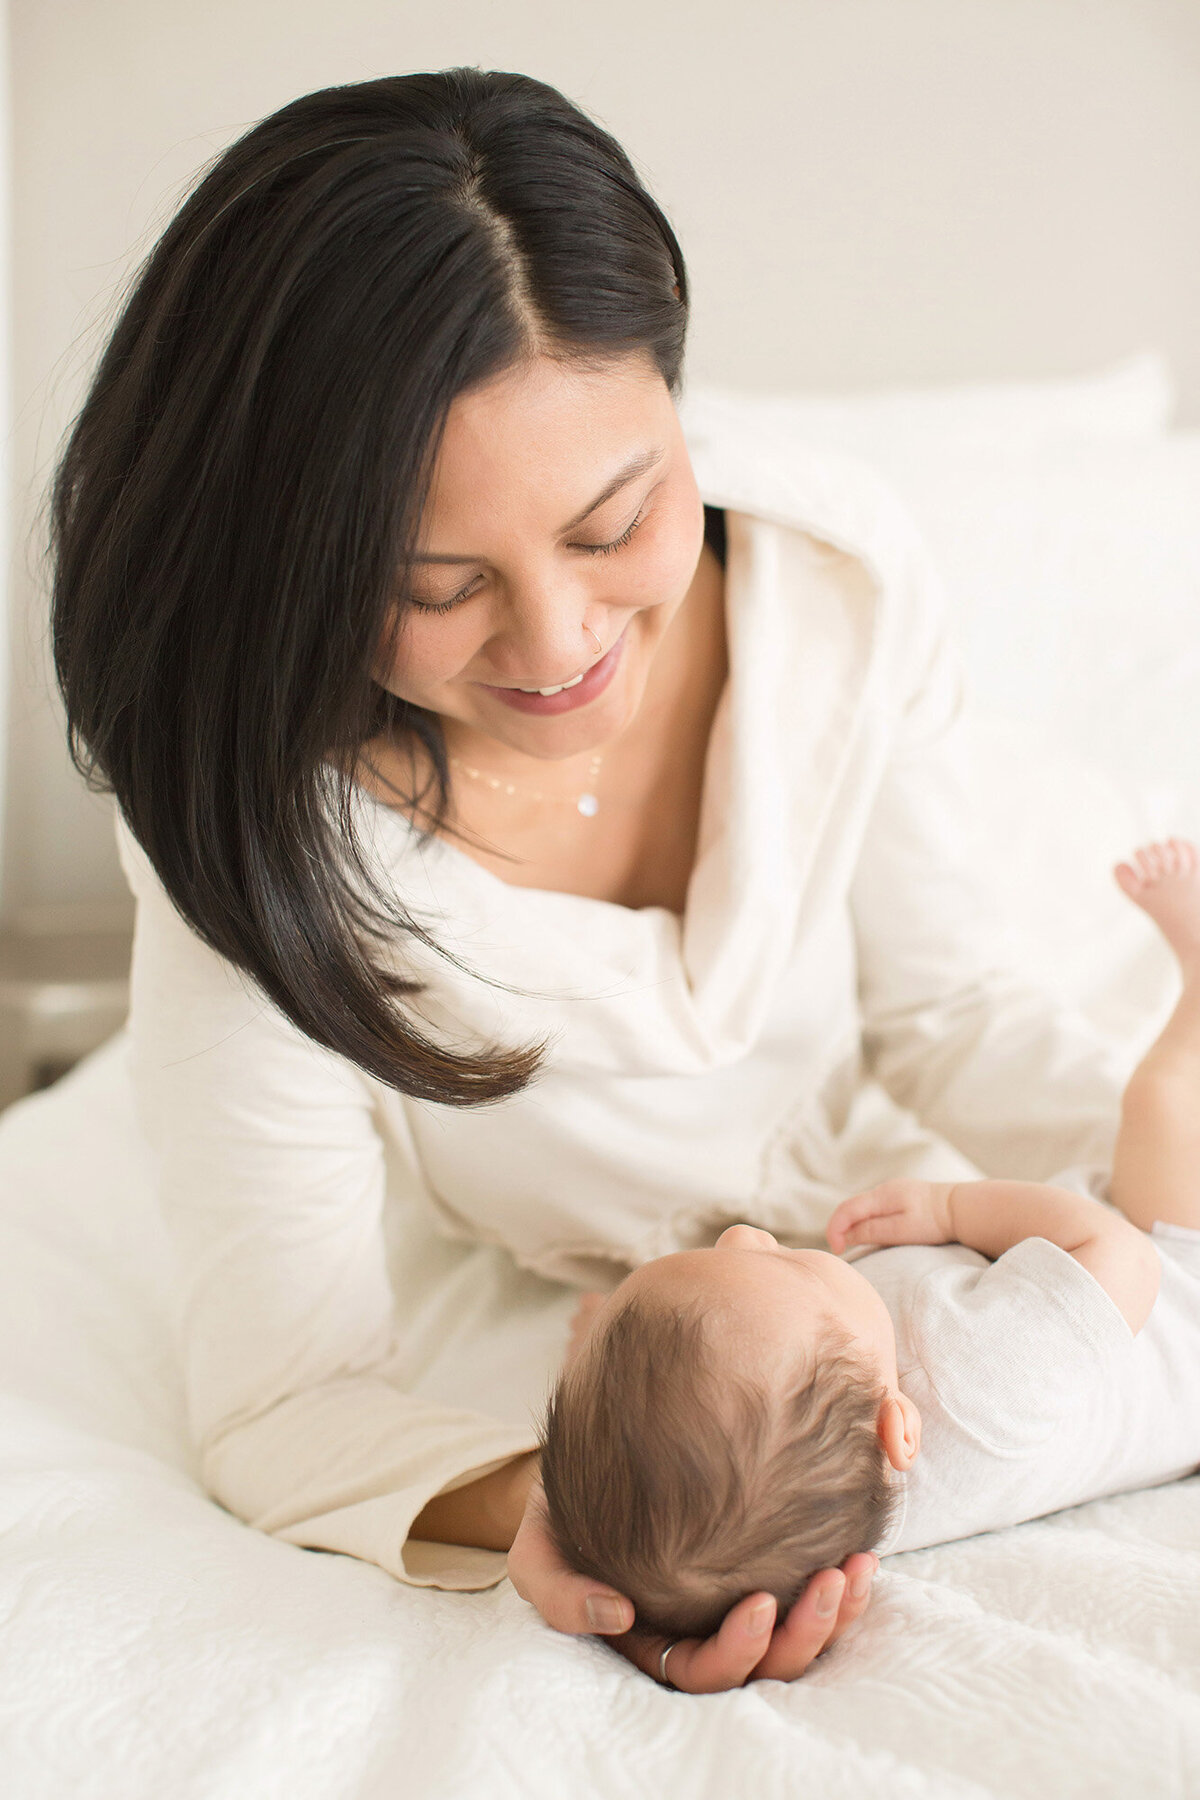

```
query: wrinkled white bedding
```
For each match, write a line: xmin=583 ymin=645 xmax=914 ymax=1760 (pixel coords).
xmin=2 ymin=1004 xmax=1199 ymax=1798
xmin=4 ymin=402 xmax=1200 ymax=1796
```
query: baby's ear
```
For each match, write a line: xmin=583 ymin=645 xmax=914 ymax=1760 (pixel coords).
xmin=877 ymin=1394 xmax=921 ymax=1471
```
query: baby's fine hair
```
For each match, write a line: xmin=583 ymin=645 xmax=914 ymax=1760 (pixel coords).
xmin=538 ymin=1288 xmax=899 ymax=1639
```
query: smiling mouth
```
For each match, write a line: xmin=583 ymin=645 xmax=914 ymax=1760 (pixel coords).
xmin=498 ymin=671 xmax=588 ymax=696
xmin=480 ymin=627 xmax=627 ymax=713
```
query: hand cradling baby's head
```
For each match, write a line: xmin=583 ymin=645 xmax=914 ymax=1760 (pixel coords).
xmin=537 ymin=1281 xmax=898 ymax=1640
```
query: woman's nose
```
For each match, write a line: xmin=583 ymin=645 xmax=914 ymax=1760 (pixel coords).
xmin=496 ymin=578 xmax=602 ymax=683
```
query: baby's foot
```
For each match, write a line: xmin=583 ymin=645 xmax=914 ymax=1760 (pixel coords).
xmin=1114 ymin=840 xmax=1200 ymax=974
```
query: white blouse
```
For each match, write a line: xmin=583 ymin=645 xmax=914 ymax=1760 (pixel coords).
xmin=116 ymin=422 xmax=1126 ymax=1591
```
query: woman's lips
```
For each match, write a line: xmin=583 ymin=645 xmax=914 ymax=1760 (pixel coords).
xmin=481 ymin=628 xmax=626 ymax=715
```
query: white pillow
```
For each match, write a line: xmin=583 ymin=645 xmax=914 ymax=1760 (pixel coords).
xmin=680 ymin=349 xmax=1175 ymax=458
xmin=685 ymin=368 xmax=1196 ymax=805
xmin=966 ymin=712 xmax=1182 ymax=1061
xmin=682 ymin=368 xmax=1198 ymax=1053
xmin=862 ymin=433 xmax=1200 ymax=810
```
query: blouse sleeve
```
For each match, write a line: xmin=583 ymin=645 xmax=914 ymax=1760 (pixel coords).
xmin=847 ymin=526 xmax=1126 ymax=1182
xmin=116 ymin=816 xmax=539 ymax=1591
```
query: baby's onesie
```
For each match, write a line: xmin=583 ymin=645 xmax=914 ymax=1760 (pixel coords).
xmin=855 ymin=1211 xmax=1200 ymax=1555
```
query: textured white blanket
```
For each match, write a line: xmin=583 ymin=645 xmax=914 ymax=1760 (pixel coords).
xmin=1 ymin=1028 xmax=1198 ymax=1800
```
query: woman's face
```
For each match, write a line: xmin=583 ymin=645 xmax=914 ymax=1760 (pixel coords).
xmin=373 ymin=349 xmax=708 ymax=762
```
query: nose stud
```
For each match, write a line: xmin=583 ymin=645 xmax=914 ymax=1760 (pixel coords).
xmin=583 ymin=623 xmax=603 ymax=657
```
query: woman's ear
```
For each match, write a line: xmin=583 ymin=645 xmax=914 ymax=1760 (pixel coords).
xmin=877 ymin=1392 xmax=922 ymax=1472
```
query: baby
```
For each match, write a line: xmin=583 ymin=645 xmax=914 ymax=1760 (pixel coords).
xmin=538 ymin=839 xmax=1200 ymax=1641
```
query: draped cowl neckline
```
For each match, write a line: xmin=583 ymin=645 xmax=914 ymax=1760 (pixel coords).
xmin=356 ymin=410 xmax=910 ymax=1080
xmin=353 ymin=454 xmax=890 ymax=1082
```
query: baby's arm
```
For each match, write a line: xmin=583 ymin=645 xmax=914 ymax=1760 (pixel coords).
xmin=828 ymin=1178 xmax=1160 ymax=1335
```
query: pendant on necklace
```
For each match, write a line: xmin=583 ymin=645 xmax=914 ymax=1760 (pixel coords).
xmin=576 ymin=792 xmax=599 ymax=817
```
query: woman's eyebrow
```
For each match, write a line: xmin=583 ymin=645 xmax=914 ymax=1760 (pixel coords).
xmin=559 ymin=445 xmax=666 ymax=531
xmin=411 ymin=446 xmax=666 ymax=563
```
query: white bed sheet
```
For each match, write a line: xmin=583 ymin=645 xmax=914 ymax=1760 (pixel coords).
xmin=2 ymin=1016 xmax=1198 ymax=1800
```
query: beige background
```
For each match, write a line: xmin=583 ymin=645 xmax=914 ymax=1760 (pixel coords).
xmin=3 ymin=0 xmax=1199 ymax=921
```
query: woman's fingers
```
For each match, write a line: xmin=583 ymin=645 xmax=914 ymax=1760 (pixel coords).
xmin=506 ymin=1481 xmax=634 ymax=1636
xmin=612 ymin=1553 xmax=876 ymax=1692
xmin=665 ymin=1590 xmax=779 ymax=1693
xmin=510 ymin=1473 xmax=877 ymax=1688
xmin=750 ymin=1554 xmax=877 ymax=1682
xmin=610 ymin=1590 xmax=779 ymax=1694
xmin=750 ymin=1570 xmax=845 ymax=1680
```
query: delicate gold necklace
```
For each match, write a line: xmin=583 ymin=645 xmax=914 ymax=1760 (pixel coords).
xmin=449 ymin=749 xmax=606 ymax=818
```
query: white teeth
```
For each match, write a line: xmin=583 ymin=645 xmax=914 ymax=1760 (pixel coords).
xmin=516 ymin=671 xmax=586 ymax=696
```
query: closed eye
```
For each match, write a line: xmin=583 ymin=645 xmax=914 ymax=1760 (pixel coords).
xmin=409 ymin=587 xmax=479 ymax=616
xmin=408 ymin=506 xmax=650 ymax=615
xmin=576 ymin=505 xmax=647 ymax=558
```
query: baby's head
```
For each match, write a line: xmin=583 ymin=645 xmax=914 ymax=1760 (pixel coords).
xmin=538 ymin=1223 xmax=921 ymax=1639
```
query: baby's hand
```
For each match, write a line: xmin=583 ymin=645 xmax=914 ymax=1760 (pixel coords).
xmin=827 ymin=1179 xmax=956 ymax=1253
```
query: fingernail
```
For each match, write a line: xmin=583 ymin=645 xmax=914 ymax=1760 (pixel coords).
xmin=747 ymin=1600 xmax=774 ymax=1636
xmin=586 ymin=1596 xmax=628 ymax=1633
xmin=816 ymin=1581 xmax=842 ymax=1617
xmin=850 ymin=1573 xmax=871 ymax=1599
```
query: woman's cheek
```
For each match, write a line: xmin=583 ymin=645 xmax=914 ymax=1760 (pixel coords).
xmin=622 ymin=517 xmax=703 ymax=612
xmin=379 ymin=616 xmax=480 ymax=703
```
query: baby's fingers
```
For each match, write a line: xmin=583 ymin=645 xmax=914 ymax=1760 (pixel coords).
xmin=833 ymin=1215 xmax=914 ymax=1249
xmin=827 ymin=1189 xmax=905 ymax=1250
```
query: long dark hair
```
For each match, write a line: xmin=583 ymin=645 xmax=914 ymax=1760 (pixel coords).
xmin=50 ymin=69 xmax=689 ymax=1104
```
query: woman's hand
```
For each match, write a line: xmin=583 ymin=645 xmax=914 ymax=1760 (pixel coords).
xmin=605 ymin=1555 xmax=879 ymax=1691
xmin=507 ymin=1471 xmax=879 ymax=1691
xmin=827 ymin=1179 xmax=957 ymax=1252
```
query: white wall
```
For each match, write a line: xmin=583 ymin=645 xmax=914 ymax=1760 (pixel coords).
xmin=4 ymin=0 xmax=1199 ymax=919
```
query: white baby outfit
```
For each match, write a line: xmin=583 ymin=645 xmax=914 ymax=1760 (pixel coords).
xmin=855 ymin=1203 xmax=1200 ymax=1555
xmin=116 ymin=420 xmax=1128 ymax=1592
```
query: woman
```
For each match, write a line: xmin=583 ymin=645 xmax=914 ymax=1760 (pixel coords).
xmin=51 ymin=69 xmax=1123 ymax=1694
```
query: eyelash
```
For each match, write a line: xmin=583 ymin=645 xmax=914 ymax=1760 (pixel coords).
xmin=409 ymin=507 xmax=648 ymax=615
xmin=589 ymin=507 xmax=647 ymax=558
